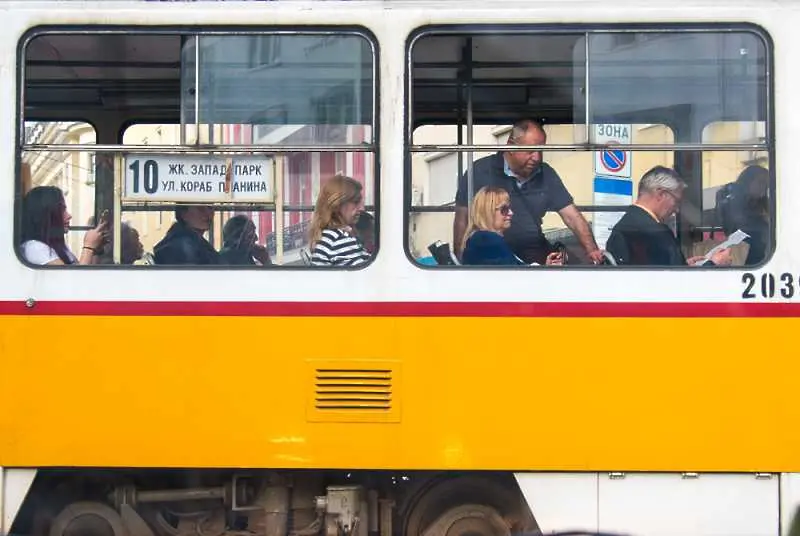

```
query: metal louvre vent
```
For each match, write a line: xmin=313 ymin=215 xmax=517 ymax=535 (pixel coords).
xmin=315 ymin=369 xmax=392 ymax=411
xmin=307 ymin=361 xmax=401 ymax=423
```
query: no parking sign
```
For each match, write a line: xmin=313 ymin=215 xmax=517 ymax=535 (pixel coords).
xmin=592 ymin=124 xmax=633 ymax=249
xmin=594 ymin=124 xmax=632 ymax=179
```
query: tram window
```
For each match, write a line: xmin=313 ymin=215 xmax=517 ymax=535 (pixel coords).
xmin=406 ymin=27 xmax=772 ymax=268
xmin=18 ymin=30 xmax=377 ymax=268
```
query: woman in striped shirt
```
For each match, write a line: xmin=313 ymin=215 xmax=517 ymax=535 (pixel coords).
xmin=308 ymin=174 xmax=372 ymax=267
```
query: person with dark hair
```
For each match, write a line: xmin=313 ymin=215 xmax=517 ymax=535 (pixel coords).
xmin=86 ymin=217 xmax=146 ymax=265
xmin=716 ymin=165 xmax=769 ymax=265
xmin=352 ymin=210 xmax=375 ymax=254
xmin=120 ymin=222 xmax=146 ymax=265
xmin=20 ymin=185 xmax=108 ymax=265
xmin=153 ymin=204 xmax=220 ymax=265
xmin=218 ymin=215 xmax=272 ymax=266
xmin=452 ymin=118 xmax=602 ymax=265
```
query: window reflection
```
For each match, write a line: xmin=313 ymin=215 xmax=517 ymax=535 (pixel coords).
xmin=182 ymin=34 xmax=374 ymax=144
xmin=584 ymin=32 xmax=766 ymax=143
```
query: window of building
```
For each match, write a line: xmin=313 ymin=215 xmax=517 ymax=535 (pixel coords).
xmin=406 ymin=27 xmax=771 ymax=269
xmin=19 ymin=29 xmax=377 ymax=268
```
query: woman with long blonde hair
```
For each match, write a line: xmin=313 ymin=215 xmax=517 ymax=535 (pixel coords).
xmin=308 ymin=174 xmax=371 ymax=266
xmin=461 ymin=186 xmax=562 ymax=266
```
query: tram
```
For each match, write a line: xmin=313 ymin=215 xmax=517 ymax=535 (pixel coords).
xmin=0 ymin=1 xmax=796 ymax=536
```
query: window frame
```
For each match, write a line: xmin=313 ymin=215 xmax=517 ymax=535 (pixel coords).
xmin=403 ymin=22 xmax=775 ymax=270
xmin=16 ymin=24 xmax=381 ymax=271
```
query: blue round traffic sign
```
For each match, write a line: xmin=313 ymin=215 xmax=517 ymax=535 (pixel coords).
xmin=601 ymin=149 xmax=626 ymax=173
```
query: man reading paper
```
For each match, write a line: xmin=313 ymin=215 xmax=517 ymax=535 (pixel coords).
xmin=606 ymin=166 xmax=733 ymax=267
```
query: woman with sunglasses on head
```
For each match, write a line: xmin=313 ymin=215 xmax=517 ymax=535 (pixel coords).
xmin=308 ymin=174 xmax=371 ymax=267
xmin=20 ymin=185 xmax=108 ymax=265
xmin=461 ymin=186 xmax=563 ymax=266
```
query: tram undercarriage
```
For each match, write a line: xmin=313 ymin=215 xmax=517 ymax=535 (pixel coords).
xmin=11 ymin=470 xmax=537 ymax=536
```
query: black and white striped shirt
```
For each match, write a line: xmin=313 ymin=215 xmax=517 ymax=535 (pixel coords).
xmin=310 ymin=228 xmax=371 ymax=267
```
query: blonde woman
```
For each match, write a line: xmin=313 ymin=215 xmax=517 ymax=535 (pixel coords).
xmin=309 ymin=174 xmax=372 ymax=266
xmin=461 ymin=186 xmax=563 ymax=266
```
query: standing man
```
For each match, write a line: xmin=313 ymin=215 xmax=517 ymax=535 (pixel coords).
xmin=453 ymin=119 xmax=603 ymax=265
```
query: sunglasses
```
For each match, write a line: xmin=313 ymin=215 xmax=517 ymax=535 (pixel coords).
xmin=496 ymin=204 xmax=512 ymax=216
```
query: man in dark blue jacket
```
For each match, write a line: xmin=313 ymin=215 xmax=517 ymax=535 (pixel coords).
xmin=153 ymin=205 xmax=221 ymax=265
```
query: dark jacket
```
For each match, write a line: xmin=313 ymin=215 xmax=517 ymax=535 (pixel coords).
xmin=462 ymin=230 xmax=524 ymax=266
xmin=717 ymin=181 xmax=769 ymax=265
xmin=606 ymin=205 xmax=706 ymax=266
xmin=153 ymin=221 xmax=220 ymax=265
xmin=218 ymin=246 xmax=256 ymax=265
xmin=740 ymin=214 xmax=769 ymax=265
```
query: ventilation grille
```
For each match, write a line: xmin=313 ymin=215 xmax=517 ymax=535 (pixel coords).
xmin=316 ymin=369 xmax=392 ymax=410
xmin=307 ymin=361 xmax=401 ymax=423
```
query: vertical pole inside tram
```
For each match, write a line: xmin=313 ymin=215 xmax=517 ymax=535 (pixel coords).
xmin=456 ymin=75 xmax=463 ymax=212
xmin=464 ymin=38 xmax=474 ymax=213
xmin=112 ymin=154 xmax=122 ymax=264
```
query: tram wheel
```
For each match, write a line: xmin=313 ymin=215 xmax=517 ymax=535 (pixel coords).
xmin=421 ymin=504 xmax=510 ymax=536
xmin=48 ymin=502 xmax=126 ymax=536
xmin=401 ymin=475 xmax=535 ymax=536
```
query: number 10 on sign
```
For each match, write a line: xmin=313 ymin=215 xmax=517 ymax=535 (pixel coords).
xmin=129 ymin=159 xmax=159 ymax=194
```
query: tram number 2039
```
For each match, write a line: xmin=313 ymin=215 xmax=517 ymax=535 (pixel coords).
xmin=741 ymin=272 xmax=800 ymax=299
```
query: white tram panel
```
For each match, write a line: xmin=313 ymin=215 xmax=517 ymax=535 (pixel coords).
xmin=0 ymin=468 xmax=37 ymax=536
xmin=598 ymin=473 xmax=779 ymax=536
xmin=515 ymin=472 xmax=782 ymax=536
xmin=0 ymin=1 xmax=791 ymax=305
